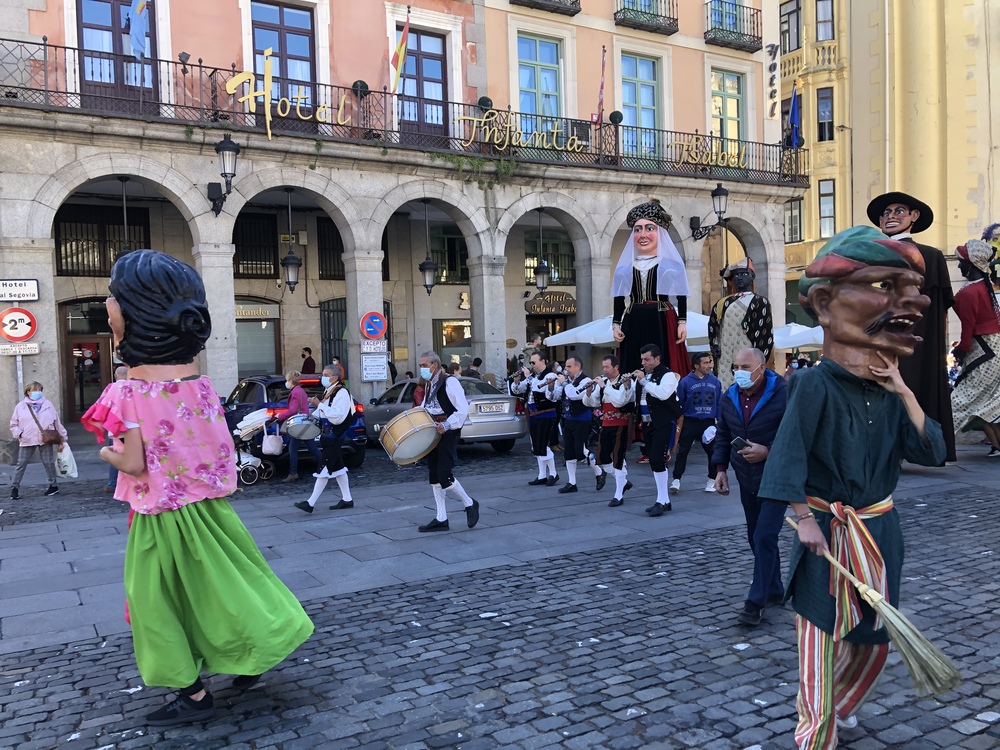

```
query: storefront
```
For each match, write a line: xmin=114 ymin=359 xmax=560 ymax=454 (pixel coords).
xmin=235 ymin=300 xmax=281 ymax=379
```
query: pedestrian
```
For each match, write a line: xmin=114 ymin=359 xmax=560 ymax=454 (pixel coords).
xmin=388 ymin=359 xmax=398 ymax=384
xmin=9 ymin=381 xmax=67 ymax=499
xmin=104 ymin=365 xmax=130 ymax=493
xmin=510 ymin=351 xmax=560 ymax=486
xmin=81 ymin=249 xmax=312 ymax=726
xmin=551 ymin=356 xmax=593 ymax=494
xmin=463 ymin=357 xmax=483 ymax=379
xmin=414 ymin=351 xmax=480 ymax=533
xmin=632 ymin=343 xmax=682 ymax=516
xmin=671 ymin=351 xmax=723 ymax=494
xmin=712 ymin=347 xmax=788 ymax=626
xmin=278 ymin=370 xmax=323 ymax=483
xmin=294 ymin=366 xmax=356 ymax=513
xmin=759 ymin=226 xmax=946 ymax=748
xmin=582 ymin=355 xmax=635 ymax=506
xmin=447 ymin=362 xmax=462 ymax=376
xmin=300 ymin=347 xmax=316 ymax=374
xmin=404 ymin=371 xmax=414 ymax=380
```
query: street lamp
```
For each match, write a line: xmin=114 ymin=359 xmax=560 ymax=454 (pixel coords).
xmin=689 ymin=182 xmax=730 ymax=240
xmin=418 ymin=199 xmax=438 ymax=295
xmin=279 ymin=187 xmax=302 ymax=292
xmin=208 ymin=134 xmax=241 ymax=216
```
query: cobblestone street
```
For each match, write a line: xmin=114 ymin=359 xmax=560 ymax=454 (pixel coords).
xmin=1 ymin=470 xmax=998 ymax=750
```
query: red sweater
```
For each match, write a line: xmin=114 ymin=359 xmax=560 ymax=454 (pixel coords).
xmin=276 ymin=385 xmax=310 ymax=422
xmin=954 ymin=281 xmax=1000 ymax=352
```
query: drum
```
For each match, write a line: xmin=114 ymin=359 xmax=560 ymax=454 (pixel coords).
xmin=284 ymin=414 xmax=321 ymax=440
xmin=379 ymin=408 xmax=441 ymax=465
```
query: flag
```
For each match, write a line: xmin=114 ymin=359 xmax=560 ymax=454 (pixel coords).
xmin=391 ymin=6 xmax=411 ymax=94
xmin=597 ymin=45 xmax=607 ymax=123
xmin=127 ymin=0 xmax=148 ymax=61
xmin=787 ymin=83 xmax=802 ymax=147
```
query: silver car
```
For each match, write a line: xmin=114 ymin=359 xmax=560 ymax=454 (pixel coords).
xmin=366 ymin=377 xmax=527 ymax=452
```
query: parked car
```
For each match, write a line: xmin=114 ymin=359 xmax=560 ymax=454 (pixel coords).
xmin=366 ymin=376 xmax=526 ymax=452
xmin=223 ymin=375 xmax=367 ymax=468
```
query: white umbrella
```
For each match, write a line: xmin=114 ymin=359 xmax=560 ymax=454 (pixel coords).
xmin=543 ymin=313 xmax=710 ymax=349
xmin=774 ymin=323 xmax=824 ymax=351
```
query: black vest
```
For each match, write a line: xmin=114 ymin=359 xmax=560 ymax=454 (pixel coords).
xmin=530 ymin=369 xmax=558 ymax=412
xmin=563 ymin=372 xmax=590 ymax=417
xmin=643 ymin=364 xmax=683 ymax=422
xmin=321 ymin=385 xmax=354 ymax=439
xmin=431 ymin=374 xmax=458 ymax=417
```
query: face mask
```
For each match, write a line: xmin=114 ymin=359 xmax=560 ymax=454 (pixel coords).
xmin=790 ymin=362 xmax=799 ymax=370
xmin=321 ymin=376 xmax=332 ymax=388
xmin=29 ymin=391 xmax=43 ymax=401
xmin=285 ymin=381 xmax=293 ymax=389
xmin=419 ymin=367 xmax=432 ymax=381
xmin=734 ymin=368 xmax=759 ymax=390
xmin=302 ymin=353 xmax=307 ymax=359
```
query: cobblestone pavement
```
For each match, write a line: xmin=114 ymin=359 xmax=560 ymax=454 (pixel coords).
xmin=1 ymin=487 xmax=998 ymax=750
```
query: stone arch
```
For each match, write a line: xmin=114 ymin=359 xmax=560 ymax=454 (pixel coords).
xmin=495 ymin=191 xmax=598 ymax=262
xmin=26 ymin=153 xmax=207 ymax=244
xmin=718 ymin=214 xmax=773 ymax=299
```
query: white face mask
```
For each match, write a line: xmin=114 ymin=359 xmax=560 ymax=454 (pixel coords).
xmin=285 ymin=381 xmax=293 ymax=389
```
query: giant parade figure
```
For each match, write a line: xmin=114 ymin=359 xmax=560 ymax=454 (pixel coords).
xmin=708 ymin=257 xmax=774 ymax=389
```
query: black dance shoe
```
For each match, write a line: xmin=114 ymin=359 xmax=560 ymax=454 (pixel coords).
xmin=557 ymin=483 xmax=578 ymax=494
xmin=418 ymin=518 xmax=450 ymax=532
xmin=329 ymin=500 xmax=354 ymax=510
xmin=608 ymin=498 xmax=624 ymax=507
xmin=545 ymin=474 xmax=560 ymax=487
xmin=528 ymin=477 xmax=547 ymax=486
xmin=647 ymin=502 xmax=671 ymax=517
xmin=465 ymin=499 xmax=480 ymax=529
xmin=596 ymin=469 xmax=607 ymax=491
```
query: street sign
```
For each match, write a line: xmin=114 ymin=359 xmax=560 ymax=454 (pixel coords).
xmin=360 ymin=338 xmax=389 ymax=353
xmin=0 ymin=342 xmax=39 ymax=355
xmin=0 ymin=307 xmax=37 ymax=342
xmin=0 ymin=279 xmax=39 ymax=302
xmin=360 ymin=311 xmax=388 ymax=340
xmin=360 ymin=353 xmax=389 ymax=382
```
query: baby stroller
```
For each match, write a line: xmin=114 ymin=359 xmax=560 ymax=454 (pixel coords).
xmin=233 ymin=408 xmax=277 ymax=485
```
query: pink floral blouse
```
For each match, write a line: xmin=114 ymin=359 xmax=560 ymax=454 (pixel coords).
xmin=82 ymin=376 xmax=237 ymax=515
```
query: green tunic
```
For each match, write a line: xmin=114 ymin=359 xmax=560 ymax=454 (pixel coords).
xmin=758 ymin=359 xmax=945 ymax=644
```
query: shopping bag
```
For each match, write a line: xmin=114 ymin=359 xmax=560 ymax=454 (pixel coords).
xmin=56 ymin=442 xmax=78 ymax=478
xmin=261 ymin=424 xmax=284 ymax=456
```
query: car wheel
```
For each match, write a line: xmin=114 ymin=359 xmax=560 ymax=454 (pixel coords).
xmin=491 ymin=439 xmax=516 ymax=453
xmin=343 ymin=448 xmax=366 ymax=469
xmin=259 ymin=460 xmax=275 ymax=481
xmin=239 ymin=465 xmax=260 ymax=485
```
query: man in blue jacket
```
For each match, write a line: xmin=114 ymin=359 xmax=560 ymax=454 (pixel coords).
xmin=712 ymin=347 xmax=788 ymax=626
xmin=671 ymin=352 xmax=723 ymax=494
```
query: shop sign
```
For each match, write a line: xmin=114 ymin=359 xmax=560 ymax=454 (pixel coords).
xmin=0 ymin=279 xmax=39 ymax=302
xmin=455 ymin=110 xmax=587 ymax=153
xmin=669 ymin=134 xmax=748 ymax=169
xmin=235 ymin=303 xmax=280 ymax=319
xmin=525 ymin=291 xmax=577 ymax=315
xmin=765 ymin=44 xmax=780 ymax=119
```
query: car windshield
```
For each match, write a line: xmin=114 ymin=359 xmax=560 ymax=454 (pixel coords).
xmin=376 ymin=383 xmax=407 ymax=405
xmin=266 ymin=378 xmax=326 ymax=403
xmin=462 ymin=379 xmax=501 ymax=396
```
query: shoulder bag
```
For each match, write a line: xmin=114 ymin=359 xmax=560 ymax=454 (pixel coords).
xmin=28 ymin=405 xmax=62 ymax=445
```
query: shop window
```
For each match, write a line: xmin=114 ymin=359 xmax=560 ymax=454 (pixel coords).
xmin=523 ymin=229 xmax=576 ymax=286
xmin=433 ymin=319 xmax=471 ymax=366
xmin=234 ymin=212 xmax=279 ymax=279
xmin=55 ymin=205 xmax=150 ymax=277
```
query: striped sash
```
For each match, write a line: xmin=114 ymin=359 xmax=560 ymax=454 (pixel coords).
xmin=806 ymin=495 xmax=894 ymax=640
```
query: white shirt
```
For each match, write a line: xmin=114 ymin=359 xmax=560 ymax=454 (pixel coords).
xmin=583 ymin=376 xmax=634 ymax=409
xmin=638 ymin=371 xmax=678 ymax=403
xmin=314 ymin=387 xmax=354 ymax=426
xmin=423 ymin=372 xmax=470 ymax=431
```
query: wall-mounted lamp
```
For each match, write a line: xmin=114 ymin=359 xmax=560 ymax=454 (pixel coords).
xmin=208 ymin=134 xmax=241 ymax=216
xmin=690 ymin=182 xmax=730 ymax=240
xmin=177 ymin=51 xmax=191 ymax=74
xmin=279 ymin=187 xmax=302 ymax=292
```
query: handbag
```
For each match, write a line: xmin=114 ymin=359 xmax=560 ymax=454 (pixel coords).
xmin=261 ymin=423 xmax=284 ymax=456
xmin=28 ymin=405 xmax=62 ymax=445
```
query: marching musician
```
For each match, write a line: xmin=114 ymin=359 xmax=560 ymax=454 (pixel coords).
xmin=550 ymin=357 xmax=594 ymax=494
xmin=583 ymin=355 xmax=636 ymax=507
xmin=294 ymin=365 xmax=355 ymax=514
xmin=510 ymin=351 xmax=560 ymax=486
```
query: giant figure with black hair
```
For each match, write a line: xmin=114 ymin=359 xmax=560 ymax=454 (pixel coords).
xmin=82 ymin=250 xmax=313 ymax=726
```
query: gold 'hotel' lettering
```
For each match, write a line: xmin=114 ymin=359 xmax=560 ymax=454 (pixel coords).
xmin=669 ymin=134 xmax=748 ymax=169
xmin=457 ymin=109 xmax=587 ymax=153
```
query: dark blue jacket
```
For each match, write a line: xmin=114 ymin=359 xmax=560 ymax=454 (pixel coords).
xmin=711 ymin=369 xmax=787 ymax=495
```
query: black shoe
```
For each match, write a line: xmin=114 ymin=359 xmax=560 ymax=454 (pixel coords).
xmin=545 ymin=474 xmax=560 ymax=487
xmin=43 ymin=485 xmax=58 ymax=497
xmin=145 ymin=692 xmax=215 ymax=726
xmin=622 ymin=480 xmax=633 ymax=495
xmin=528 ymin=477 xmax=547 ymax=486
xmin=645 ymin=503 xmax=657 ymax=514
xmin=596 ymin=469 xmax=607 ymax=491
xmin=988 ymin=447 xmax=1000 ymax=458
xmin=558 ymin=483 xmax=578 ymax=494
xmin=608 ymin=497 xmax=624 ymax=507
xmin=329 ymin=500 xmax=354 ymax=510
xmin=293 ymin=501 xmax=314 ymax=514
xmin=10 ymin=487 xmax=17 ymax=501
xmin=738 ymin=602 xmax=764 ymax=627
xmin=232 ymin=674 xmax=261 ymax=690
xmin=418 ymin=518 xmax=450 ymax=532
xmin=465 ymin=499 xmax=480 ymax=529
xmin=647 ymin=502 xmax=671 ymax=517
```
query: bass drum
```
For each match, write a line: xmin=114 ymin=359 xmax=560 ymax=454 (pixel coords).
xmin=283 ymin=414 xmax=321 ymax=440
xmin=379 ymin=408 xmax=441 ymax=465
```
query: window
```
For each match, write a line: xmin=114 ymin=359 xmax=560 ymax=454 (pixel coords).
xmin=818 ymin=180 xmax=836 ymax=238
xmin=317 ymin=216 xmax=345 ymax=280
xmin=397 ymin=29 xmax=447 ymax=137
xmin=817 ymin=87 xmax=834 ymax=142
xmin=523 ymin=229 xmax=576 ymax=286
xmin=779 ymin=0 xmax=801 ymax=53
xmin=251 ymin=1 xmax=315 ymax=108
xmin=784 ymin=199 xmax=803 ymax=243
xmin=234 ymin=213 xmax=279 ymax=279
xmin=236 ymin=319 xmax=278 ymax=378
xmin=816 ymin=0 xmax=834 ymax=41
xmin=78 ymin=0 xmax=158 ymax=110
xmin=708 ymin=0 xmax=740 ymax=31
xmin=621 ymin=53 xmax=658 ymax=157
xmin=55 ymin=205 xmax=150 ymax=277
xmin=517 ymin=35 xmax=561 ymax=134
xmin=430 ymin=227 xmax=470 ymax=284
xmin=710 ymin=69 xmax=744 ymax=141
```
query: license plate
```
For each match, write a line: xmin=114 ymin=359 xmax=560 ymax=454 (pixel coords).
xmin=477 ymin=403 xmax=506 ymax=414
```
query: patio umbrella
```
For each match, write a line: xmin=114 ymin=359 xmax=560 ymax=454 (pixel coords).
xmin=774 ymin=323 xmax=824 ymax=352
xmin=544 ymin=313 xmax=710 ymax=349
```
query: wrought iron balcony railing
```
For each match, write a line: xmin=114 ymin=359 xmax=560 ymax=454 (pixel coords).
xmin=704 ymin=1 xmax=762 ymax=53
xmin=509 ymin=0 xmax=581 ymax=16
xmin=0 ymin=37 xmax=806 ymax=186
xmin=614 ymin=0 xmax=679 ymax=36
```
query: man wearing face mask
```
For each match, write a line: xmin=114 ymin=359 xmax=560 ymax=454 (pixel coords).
xmin=415 ymin=351 xmax=480 ymax=533
xmin=300 ymin=347 xmax=316 ymax=375
xmin=293 ymin=366 xmax=355 ymax=514
xmin=712 ymin=348 xmax=788 ymax=627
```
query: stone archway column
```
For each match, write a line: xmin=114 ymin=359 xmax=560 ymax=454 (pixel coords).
xmin=588 ymin=257 xmax=613 ymax=322
xmin=467 ymin=254 xmax=508 ymax=380
xmin=191 ymin=243 xmax=238 ymax=395
xmin=344 ymin=253 xmax=384 ymax=395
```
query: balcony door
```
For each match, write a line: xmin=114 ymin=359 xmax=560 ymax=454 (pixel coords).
xmin=78 ymin=0 xmax=158 ymax=115
xmin=397 ymin=29 xmax=448 ymax=145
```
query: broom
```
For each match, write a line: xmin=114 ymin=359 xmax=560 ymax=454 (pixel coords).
xmin=786 ymin=517 xmax=961 ymax=696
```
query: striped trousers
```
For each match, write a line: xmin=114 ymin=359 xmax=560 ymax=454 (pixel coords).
xmin=795 ymin=614 xmax=889 ymax=750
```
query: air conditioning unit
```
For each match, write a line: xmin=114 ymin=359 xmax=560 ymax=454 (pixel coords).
xmin=562 ymin=119 xmax=592 ymax=149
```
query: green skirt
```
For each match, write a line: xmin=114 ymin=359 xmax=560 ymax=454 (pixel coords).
xmin=125 ymin=499 xmax=314 ymax=688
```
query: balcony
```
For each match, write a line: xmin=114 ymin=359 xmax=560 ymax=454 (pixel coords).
xmin=509 ymin=0 xmax=581 ymax=16
xmin=704 ymin=1 xmax=762 ymax=53
xmin=614 ymin=0 xmax=679 ymax=36
xmin=0 ymin=37 xmax=807 ymax=187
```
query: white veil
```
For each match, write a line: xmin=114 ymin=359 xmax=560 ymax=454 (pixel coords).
xmin=611 ymin=226 xmax=689 ymax=298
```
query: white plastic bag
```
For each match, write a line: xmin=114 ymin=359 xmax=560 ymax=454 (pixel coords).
xmin=56 ymin=442 xmax=78 ymax=478
xmin=261 ymin=424 xmax=284 ymax=456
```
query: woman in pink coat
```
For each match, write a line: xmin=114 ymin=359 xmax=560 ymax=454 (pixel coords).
xmin=9 ymin=381 xmax=68 ymax=499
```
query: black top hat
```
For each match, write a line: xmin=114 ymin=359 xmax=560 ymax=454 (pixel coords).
xmin=866 ymin=192 xmax=934 ymax=234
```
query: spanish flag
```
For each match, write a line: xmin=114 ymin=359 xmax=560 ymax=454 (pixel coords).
xmin=391 ymin=6 xmax=411 ymax=94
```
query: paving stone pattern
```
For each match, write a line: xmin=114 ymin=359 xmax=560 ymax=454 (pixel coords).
xmin=0 ymin=489 xmax=998 ymax=750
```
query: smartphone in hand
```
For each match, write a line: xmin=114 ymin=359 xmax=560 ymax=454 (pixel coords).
xmin=730 ymin=436 xmax=750 ymax=451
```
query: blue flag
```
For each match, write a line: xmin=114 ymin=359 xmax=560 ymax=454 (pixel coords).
xmin=128 ymin=0 xmax=149 ymax=61
xmin=788 ymin=84 xmax=802 ymax=147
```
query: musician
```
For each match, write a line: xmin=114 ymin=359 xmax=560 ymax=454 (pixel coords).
xmin=632 ymin=343 xmax=683 ymax=516
xmin=294 ymin=365 xmax=355 ymax=514
xmin=583 ymin=355 xmax=636 ymax=507
xmin=415 ymin=350 xmax=480 ymax=533
xmin=551 ymin=357 xmax=593 ymax=494
xmin=510 ymin=351 xmax=560 ymax=486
